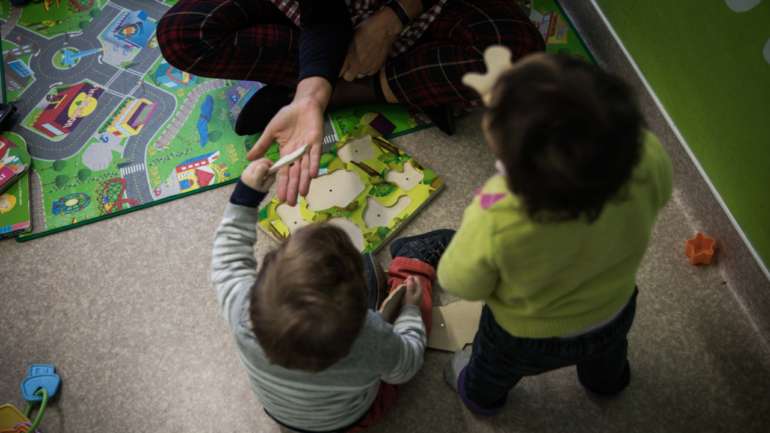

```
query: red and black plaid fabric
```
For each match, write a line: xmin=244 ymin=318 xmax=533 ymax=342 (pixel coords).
xmin=270 ymin=0 xmax=448 ymax=57
xmin=384 ymin=0 xmax=545 ymax=109
xmin=158 ymin=0 xmax=300 ymax=86
xmin=157 ymin=0 xmax=544 ymax=109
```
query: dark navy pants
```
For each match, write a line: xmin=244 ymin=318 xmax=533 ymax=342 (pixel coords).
xmin=460 ymin=290 xmax=638 ymax=414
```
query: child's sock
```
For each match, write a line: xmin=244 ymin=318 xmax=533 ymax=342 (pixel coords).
xmin=444 ymin=346 xmax=472 ymax=392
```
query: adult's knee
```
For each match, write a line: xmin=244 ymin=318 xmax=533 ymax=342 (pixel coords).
xmin=156 ymin=7 xmax=203 ymax=71
xmin=464 ymin=0 xmax=545 ymax=58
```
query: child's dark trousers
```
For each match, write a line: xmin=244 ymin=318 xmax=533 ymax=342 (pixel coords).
xmin=460 ymin=290 xmax=638 ymax=415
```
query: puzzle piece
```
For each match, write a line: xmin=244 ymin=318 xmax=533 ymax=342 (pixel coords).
xmin=364 ymin=195 xmax=412 ymax=228
xmin=276 ymin=203 xmax=310 ymax=234
xmin=462 ymin=45 xmax=514 ymax=106
xmin=385 ymin=161 xmax=423 ymax=191
xmin=337 ymin=137 xmax=375 ymax=163
xmin=306 ymin=169 xmax=365 ymax=211
xmin=428 ymin=301 xmax=483 ymax=352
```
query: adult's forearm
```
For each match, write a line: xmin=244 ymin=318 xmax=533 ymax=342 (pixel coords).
xmin=293 ymin=76 xmax=333 ymax=111
xmin=298 ymin=0 xmax=353 ymax=83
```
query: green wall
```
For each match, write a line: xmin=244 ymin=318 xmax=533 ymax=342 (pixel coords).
xmin=596 ymin=0 xmax=770 ymax=269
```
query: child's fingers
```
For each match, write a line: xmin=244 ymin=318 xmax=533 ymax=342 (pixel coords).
xmin=250 ymin=158 xmax=273 ymax=172
xmin=252 ymin=159 xmax=273 ymax=181
xmin=406 ymin=276 xmax=421 ymax=292
xmin=404 ymin=276 xmax=423 ymax=304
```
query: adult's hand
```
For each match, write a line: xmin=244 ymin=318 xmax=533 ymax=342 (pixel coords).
xmin=340 ymin=8 xmax=403 ymax=82
xmin=246 ymin=77 xmax=332 ymax=206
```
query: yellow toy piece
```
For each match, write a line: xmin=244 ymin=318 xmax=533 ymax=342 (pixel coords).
xmin=0 ymin=404 xmax=32 ymax=433
xmin=43 ymin=0 xmax=62 ymax=12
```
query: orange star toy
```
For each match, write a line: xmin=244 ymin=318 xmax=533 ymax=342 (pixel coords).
xmin=685 ymin=232 xmax=717 ymax=265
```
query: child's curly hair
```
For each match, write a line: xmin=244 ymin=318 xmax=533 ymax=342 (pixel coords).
xmin=486 ymin=54 xmax=643 ymax=223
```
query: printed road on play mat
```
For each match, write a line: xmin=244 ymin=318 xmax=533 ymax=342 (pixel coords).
xmin=0 ymin=0 xmax=589 ymax=240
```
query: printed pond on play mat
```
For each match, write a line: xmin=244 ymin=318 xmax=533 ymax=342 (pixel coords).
xmin=258 ymin=132 xmax=443 ymax=253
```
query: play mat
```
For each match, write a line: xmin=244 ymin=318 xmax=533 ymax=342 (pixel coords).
xmin=0 ymin=0 xmax=590 ymax=240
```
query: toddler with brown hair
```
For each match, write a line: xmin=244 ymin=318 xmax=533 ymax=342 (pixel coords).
xmin=440 ymin=53 xmax=673 ymax=415
xmin=212 ymin=158 xmax=453 ymax=432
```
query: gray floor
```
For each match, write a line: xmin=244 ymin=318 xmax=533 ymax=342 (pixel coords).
xmin=2 ymin=4 xmax=770 ymax=433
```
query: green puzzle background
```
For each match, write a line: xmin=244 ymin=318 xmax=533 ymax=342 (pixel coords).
xmin=596 ymin=0 xmax=770 ymax=269
xmin=0 ymin=0 xmax=589 ymax=240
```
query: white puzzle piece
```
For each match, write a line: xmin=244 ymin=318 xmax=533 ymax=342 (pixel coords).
xmin=276 ymin=203 xmax=310 ymax=234
xmin=306 ymin=170 xmax=365 ymax=211
xmin=337 ymin=137 xmax=375 ymax=163
xmin=364 ymin=195 xmax=412 ymax=228
xmin=385 ymin=161 xmax=423 ymax=191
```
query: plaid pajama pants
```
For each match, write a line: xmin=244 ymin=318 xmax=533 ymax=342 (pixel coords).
xmin=157 ymin=0 xmax=544 ymax=109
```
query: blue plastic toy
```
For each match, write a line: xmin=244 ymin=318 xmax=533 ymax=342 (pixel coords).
xmin=21 ymin=364 xmax=60 ymax=403
xmin=1 ymin=364 xmax=60 ymax=433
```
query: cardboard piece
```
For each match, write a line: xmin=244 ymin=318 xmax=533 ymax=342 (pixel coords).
xmin=428 ymin=301 xmax=483 ymax=352
xmin=378 ymin=284 xmax=406 ymax=323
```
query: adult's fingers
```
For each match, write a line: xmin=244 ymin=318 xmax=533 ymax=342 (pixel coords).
xmin=342 ymin=60 xmax=360 ymax=82
xmin=298 ymin=139 xmax=322 ymax=197
xmin=308 ymin=141 xmax=321 ymax=178
xmin=284 ymin=155 xmax=302 ymax=206
xmin=298 ymin=153 xmax=311 ymax=198
xmin=276 ymin=165 xmax=289 ymax=202
xmin=248 ymin=123 xmax=276 ymax=161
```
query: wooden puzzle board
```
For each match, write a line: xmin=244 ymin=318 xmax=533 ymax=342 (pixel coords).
xmin=257 ymin=132 xmax=444 ymax=253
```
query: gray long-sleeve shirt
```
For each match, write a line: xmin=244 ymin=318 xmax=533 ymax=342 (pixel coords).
xmin=211 ymin=189 xmax=426 ymax=432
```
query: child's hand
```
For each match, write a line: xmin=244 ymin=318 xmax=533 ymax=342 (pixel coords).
xmin=240 ymin=158 xmax=275 ymax=192
xmin=403 ymin=276 xmax=423 ymax=306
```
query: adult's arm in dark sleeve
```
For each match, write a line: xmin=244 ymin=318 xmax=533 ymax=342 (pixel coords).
xmin=298 ymin=0 xmax=353 ymax=84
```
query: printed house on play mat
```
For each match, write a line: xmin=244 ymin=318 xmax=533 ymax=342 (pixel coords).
xmin=257 ymin=132 xmax=444 ymax=253
xmin=175 ymin=151 xmax=221 ymax=192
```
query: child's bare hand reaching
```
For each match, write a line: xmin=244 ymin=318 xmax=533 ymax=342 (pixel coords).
xmin=240 ymin=158 xmax=275 ymax=192
xmin=403 ymin=276 xmax=423 ymax=306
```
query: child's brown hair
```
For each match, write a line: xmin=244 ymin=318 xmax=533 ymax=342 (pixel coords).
xmin=250 ymin=224 xmax=367 ymax=372
xmin=485 ymin=53 xmax=643 ymax=223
